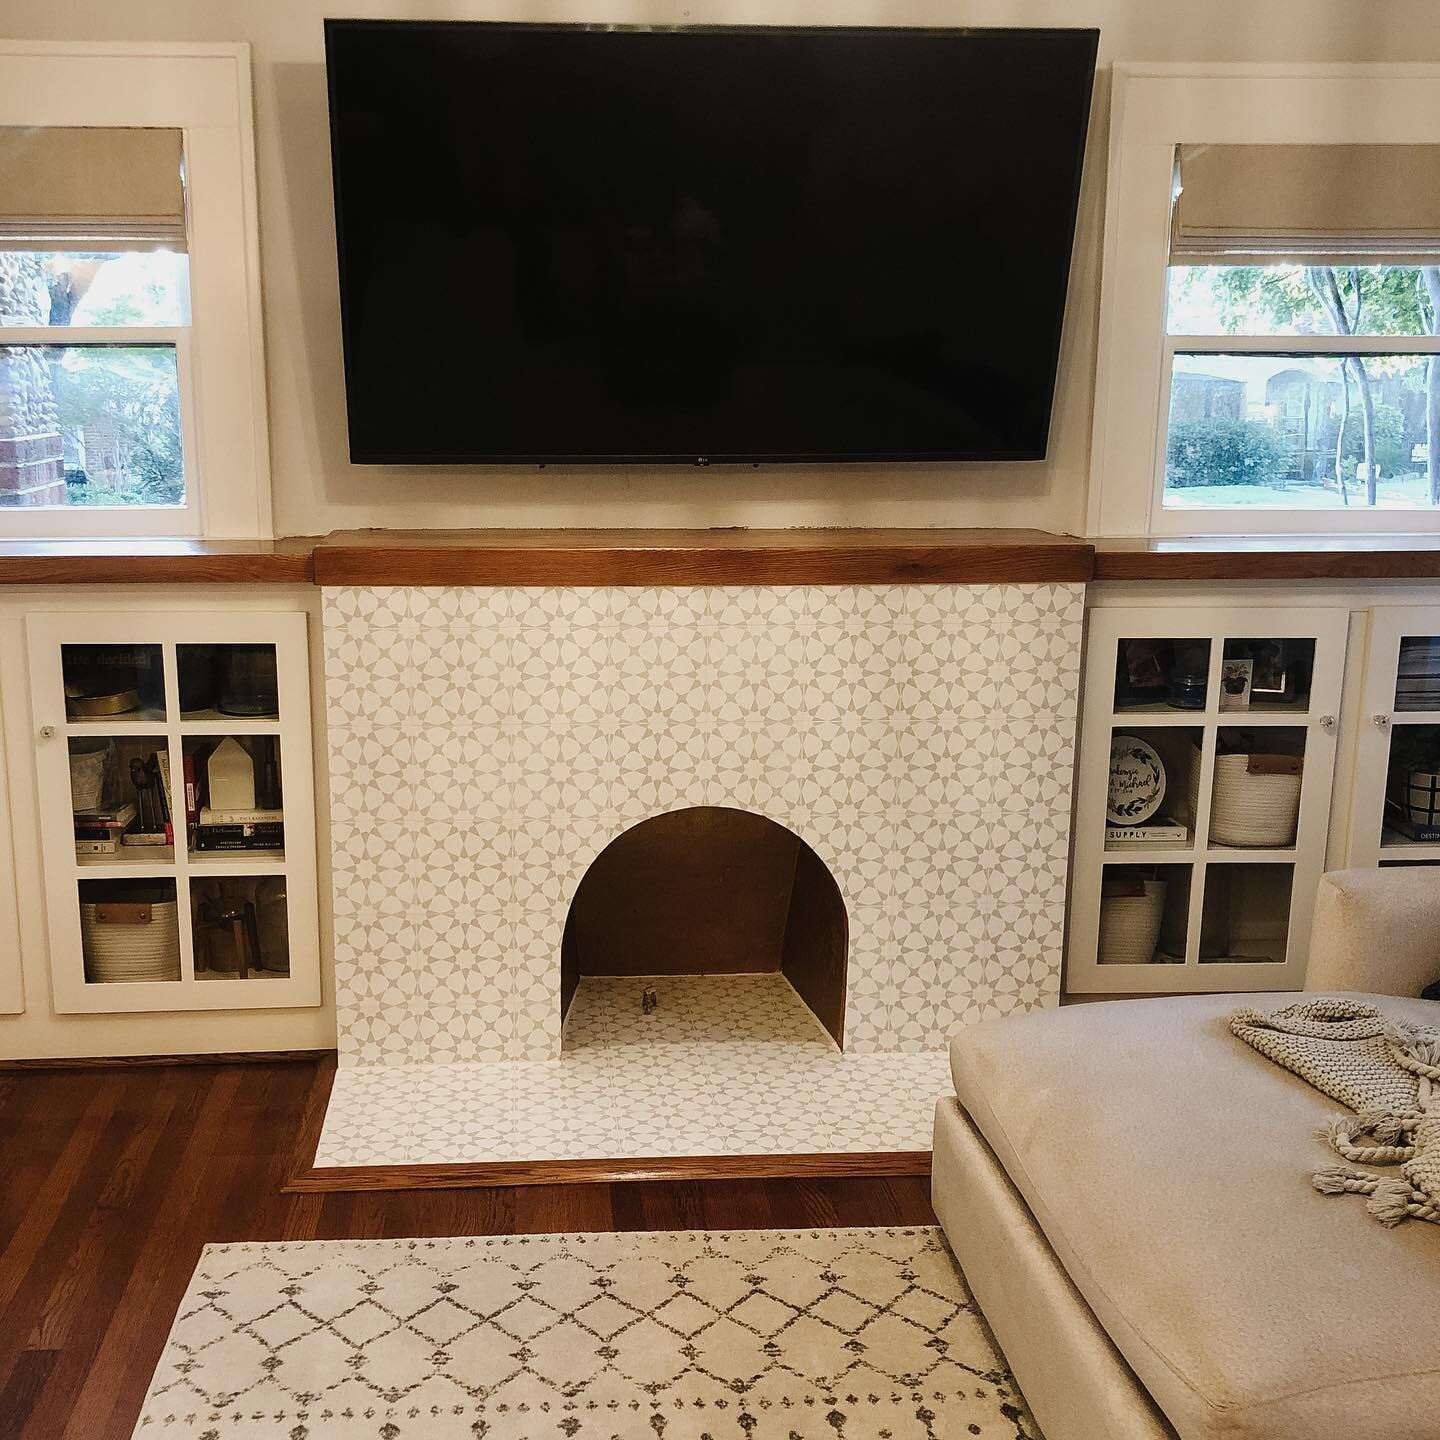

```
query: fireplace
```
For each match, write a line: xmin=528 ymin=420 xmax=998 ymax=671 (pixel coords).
xmin=323 ymin=581 xmax=1083 ymax=1066
xmin=560 ymin=805 xmax=848 ymax=1046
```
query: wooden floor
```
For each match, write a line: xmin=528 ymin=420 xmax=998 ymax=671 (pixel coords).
xmin=0 ymin=1056 xmax=937 ymax=1440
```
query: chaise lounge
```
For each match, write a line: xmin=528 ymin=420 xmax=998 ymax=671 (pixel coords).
xmin=933 ymin=867 xmax=1440 ymax=1440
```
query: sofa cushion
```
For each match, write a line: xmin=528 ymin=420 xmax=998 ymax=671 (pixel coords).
xmin=950 ymin=992 xmax=1440 ymax=1440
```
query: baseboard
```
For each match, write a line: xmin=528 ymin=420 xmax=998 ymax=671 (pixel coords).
xmin=0 ymin=1048 xmax=336 ymax=1071
xmin=285 ymin=1150 xmax=932 ymax=1193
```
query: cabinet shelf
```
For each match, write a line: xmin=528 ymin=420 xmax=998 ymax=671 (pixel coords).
xmin=64 ymin=716 xmax=167 ymax=736
xmin=1102 ymin=846 xmax=1196 ymax=863
xmin=1111 ymin=705 xmax=1203 ymax=724
xmin=76 ymin=847 xmax=176 ymax=874
xmin=179 ymin=714 xmax=281 ymax=735
xmin=188 ymin=850 xmax=286 ymax=874
xmin=1111 ymin=706 xmax=1314 ymax=727
xmin=1204 ymin=847 xmax=1297 ymax=864
xmin=1379 ymin=831 xmax=1440 ymax=861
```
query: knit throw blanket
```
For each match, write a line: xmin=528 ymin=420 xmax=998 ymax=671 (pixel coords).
xmin=1230 ymin=997 xmax=1440 ymax=1228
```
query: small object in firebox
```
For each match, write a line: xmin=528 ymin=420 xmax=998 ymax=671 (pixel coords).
xmin=641 ymin=986 xmax=658 ymax=1014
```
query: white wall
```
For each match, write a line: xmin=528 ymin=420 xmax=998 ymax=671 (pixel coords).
xmin=4 ymin=1 xmax=1435 ymax=537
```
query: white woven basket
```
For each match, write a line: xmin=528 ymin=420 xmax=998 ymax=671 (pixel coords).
xmin=1098 ymin=880 xmax=1167 ymax=965
xmin=1210 ymin=754 xmax=1301 ymax=848
xmin=81 ymin=900 xmax=181 ymax=984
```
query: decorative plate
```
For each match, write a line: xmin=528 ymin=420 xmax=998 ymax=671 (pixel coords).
xmin=1107 ymin=735 xmax=1166 ymax=824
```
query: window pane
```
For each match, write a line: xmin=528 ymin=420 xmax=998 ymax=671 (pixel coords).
xmin=1163 ymin=352 xmax=1438 ymax=510
xmin=1167 ymin=265 xmax=1439 ymax=338
xmin=0 ymin=344 xmax=184 ymax=508
xmin=0 ymin=250 xmax=185 ymax=327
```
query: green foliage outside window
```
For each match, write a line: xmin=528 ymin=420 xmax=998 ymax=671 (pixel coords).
xmin=1165 ymin=417 xmax=1290 ymax=488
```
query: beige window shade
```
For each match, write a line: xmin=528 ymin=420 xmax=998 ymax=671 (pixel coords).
xmin=0 ymin=127 xmax=186 ymax=251
xmin=1171 ymin=143 xmax=1440 ymax=266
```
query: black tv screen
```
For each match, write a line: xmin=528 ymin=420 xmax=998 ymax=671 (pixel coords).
xmin=324 ymin=21 xmax=1097 ymax=465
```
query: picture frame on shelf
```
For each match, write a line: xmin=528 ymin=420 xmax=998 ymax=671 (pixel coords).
xmin=1219 ymin=659 xmax=1253 ymax=712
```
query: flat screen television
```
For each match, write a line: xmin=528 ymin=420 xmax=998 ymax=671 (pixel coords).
xmin=324 ymin=21 xmax=1097 ymax=465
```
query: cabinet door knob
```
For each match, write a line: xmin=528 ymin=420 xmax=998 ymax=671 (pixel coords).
xmin=1373 ymin=714 xmax=1391 ymax=730
xmin=38 ymin=724 xmax=56 ymax=741
xmin=1318 ymin=714 xmax=1336 ymax=734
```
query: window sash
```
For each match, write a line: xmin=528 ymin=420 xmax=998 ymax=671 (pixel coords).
xmin=0 ymin=328 xmax=200 ymax=532
xmin=1166 ymin=333 xmax=1440 ymax=356
xmin=1152 ymin=338 xmax=1440 ymax=525
xmin=0 ymin=325 xmax=184 ymax=345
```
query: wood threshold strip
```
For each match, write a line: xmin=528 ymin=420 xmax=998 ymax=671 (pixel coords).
xmin=0 ymin=1049 xmax=335 ymax=1071
xmin=285 ymin=1150 xmax=932 ymax=1193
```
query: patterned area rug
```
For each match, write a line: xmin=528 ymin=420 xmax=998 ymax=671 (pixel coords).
xmin=133 ymin=1227 xmax=1039 ymax=1439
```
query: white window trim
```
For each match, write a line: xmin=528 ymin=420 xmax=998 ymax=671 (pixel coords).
xmin=1090 ymin=62 xmax=1440 ymax=539
xmin=0 ymin=41 xmax=271 ymax=539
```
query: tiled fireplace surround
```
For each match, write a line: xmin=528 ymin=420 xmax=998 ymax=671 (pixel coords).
xmin=317 ymin=582 xmax=1083 ymax=1164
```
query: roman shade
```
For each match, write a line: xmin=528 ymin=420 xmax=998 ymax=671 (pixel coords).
xmin=0 ymin=127 xmax=186 ymax=251
xmin=1171 ymin=143 xmax=1440 ymax=266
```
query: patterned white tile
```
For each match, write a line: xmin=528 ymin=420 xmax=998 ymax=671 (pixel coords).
xmin=314 ymin=975 xmax=953 ymax=1167
xmin=323 ymin=584 xmax=1082 ymax=1065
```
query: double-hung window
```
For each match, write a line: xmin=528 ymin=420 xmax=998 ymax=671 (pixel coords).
xmin=1091 ymin=65 xmax=1440 ymax=538
xmin=0 ymin=127 xmax=193 ymax=517
xmin=1163 ymin=144 xmax=1440 ymax=516
xmin=0 ymin=42 xmax=270 ymax=540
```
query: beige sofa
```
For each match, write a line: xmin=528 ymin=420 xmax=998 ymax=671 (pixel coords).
xmin=933 ymin=868 xmax=1440 ymax=1440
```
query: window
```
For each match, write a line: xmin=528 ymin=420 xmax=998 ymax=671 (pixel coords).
xmin=0 ymin=43 xmax=270 ymax=539
xmin=1090 ymin=65 xmax=1440 ymax=538
xmin=1162 ymin=145 xmax=1440 ymax=514
xmin=0 ymin=128 xmax=192 ymax=513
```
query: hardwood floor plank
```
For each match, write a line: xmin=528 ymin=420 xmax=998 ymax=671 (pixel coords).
xmin=0 ymin=1348 xmax=59 ymax=1440
xmin=2 ymin=1056 xmax=941 ymax=1440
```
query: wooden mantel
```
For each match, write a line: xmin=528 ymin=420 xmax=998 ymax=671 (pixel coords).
xmin=310 ymin=528 xmax=1095 ymax=586
xmin=5 ymin=529 xmax=1440 ymax=585
xmin=0 ymin=529 xmax=1093 ymax=586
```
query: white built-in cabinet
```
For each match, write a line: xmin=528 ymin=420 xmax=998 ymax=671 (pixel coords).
xmin=25 ymin=611 xmax=319 ymax=1014
xmin=1347 ymin=605 xmax=1440 ymax=869
xmin=1068 ymin=606 xmax=1349 ymax=993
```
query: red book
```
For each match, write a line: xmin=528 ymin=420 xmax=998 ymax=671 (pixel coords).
xmin=183 ymin=748 xmax=198 ymax=845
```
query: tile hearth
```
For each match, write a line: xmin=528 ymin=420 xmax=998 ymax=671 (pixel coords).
xmin=313 ymin=974 xmax=953 ymax=1168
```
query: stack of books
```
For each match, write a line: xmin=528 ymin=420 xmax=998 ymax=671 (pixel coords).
xmin=74 ymin=801 xmax=137 ymax=857
xmin=1395 ymin=636 xmax=1440 ymax=712
xmin=194 ymin=806 xmax=284 ymax=853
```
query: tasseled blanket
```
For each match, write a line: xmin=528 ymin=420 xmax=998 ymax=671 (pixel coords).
xmin=1230 ymin=997 xmax=1440 ymax=1228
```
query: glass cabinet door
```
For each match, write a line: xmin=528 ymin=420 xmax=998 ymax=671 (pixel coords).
xmin=1069 ymin=605 xmax=1348 ymax=994
xmin=25 ymin=612 xmax=318 ymax=1015
xmin=1348 ymin=607 xmax=1440 ymax=869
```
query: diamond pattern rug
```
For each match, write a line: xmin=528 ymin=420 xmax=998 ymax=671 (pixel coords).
xmin=132 ymin=1227 xmax=1039 ymax=1439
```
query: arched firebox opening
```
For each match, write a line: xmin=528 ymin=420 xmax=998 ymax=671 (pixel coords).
xmin=560 ymin=806 xmax=848 ymax=1048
